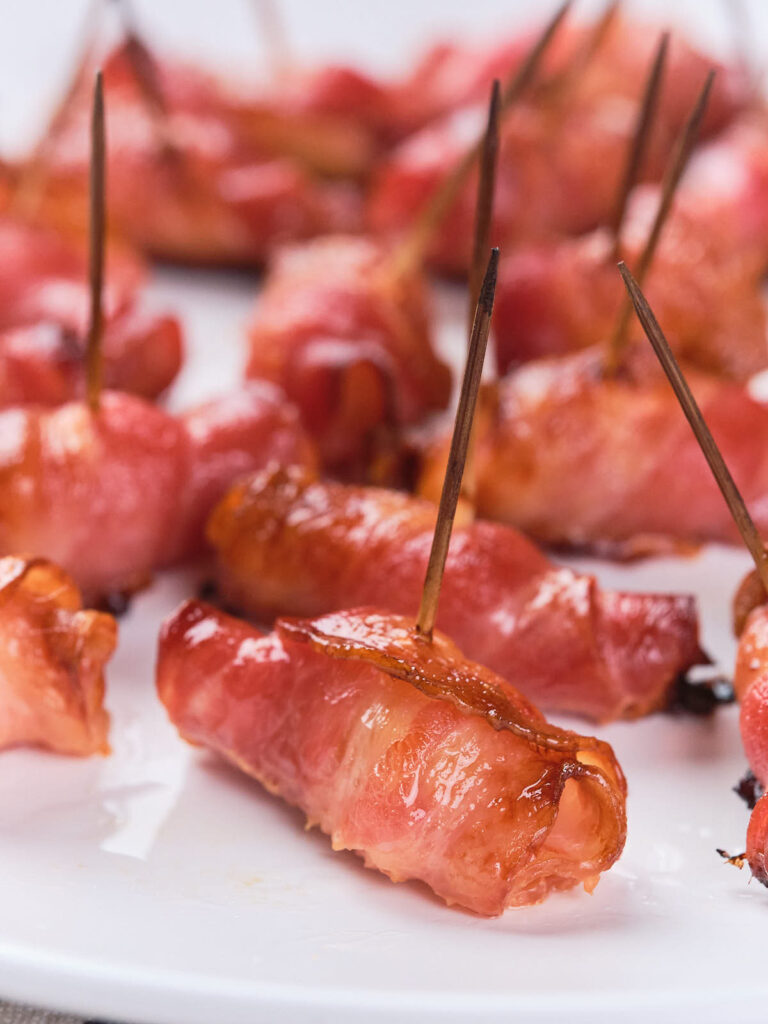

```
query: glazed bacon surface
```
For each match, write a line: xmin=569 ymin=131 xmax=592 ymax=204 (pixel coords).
xmin=418 ymin=351 xmax=768 ymax=556
xmin=0 ymin=384 xmax=315 ymax=602
xmin=245 ymin=235 xmax=450 ymax=475
xmin=368 ymin=19 xmax=748 ymax=275
xmin=158 ymin=600 xmax=627 ymax=915
xmin=207 ymin=464 xmax=703 ymax=722
xmin=21 ymin=42 xmax=361 ymax=265
xmin=0 ymin=217 xmax=182 ymax=403
xmin=0 ymin=556 xmax=115 ymax=755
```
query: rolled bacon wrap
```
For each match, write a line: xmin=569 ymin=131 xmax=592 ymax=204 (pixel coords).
xmin=0 ymin=556 xmax=115 ymax=755
xmin=493 ymin=196 xmax=768 ymax=380
xmin=0 ymin=217 xmax=182 ymax=404
xmin=21 ymin=42 xmax=361 ymax=266
xmin=245 ymin=236 xmax=451 ymax=475
xmin=207 ymin=464 xmax=704 ymax=722
xmin=368 ymin=18 xmax=748 ymax=275
xmin=418 ymin=351 xmax=768 ymax=556
xmin=0 ymin=384 xmax=315 ymax=602
xmin=158 ymin=601 xmax=627 ymax=915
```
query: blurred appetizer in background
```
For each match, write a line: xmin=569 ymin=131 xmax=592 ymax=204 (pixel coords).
xmin=368 ymin=7 xmax=749 ymax=274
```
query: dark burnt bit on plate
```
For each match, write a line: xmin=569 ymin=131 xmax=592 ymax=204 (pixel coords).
xmin=734 ymin=768 xmax=765 ymax=810
xmin=667 ymin=663 xmax=735 ymax=716
xmin=99 ymin=589 xmax=132 ymax=617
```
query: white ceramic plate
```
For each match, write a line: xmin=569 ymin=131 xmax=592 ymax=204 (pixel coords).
xmin=1 ymin=3 xmax=768 ymax=1022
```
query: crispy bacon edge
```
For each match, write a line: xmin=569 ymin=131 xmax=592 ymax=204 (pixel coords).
xmin=0 ymin=555 xmax=116 ymax=755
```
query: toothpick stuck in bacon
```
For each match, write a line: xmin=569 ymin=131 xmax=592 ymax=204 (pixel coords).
xmin=620 ymin=259 xmax=768 ymax=893
xmin=86 ymin=70 xmax=106 ymax=411
xmin=605 ymin=69 xmax=715 ymax=373
xmin=467 ymin=81 xmax=501 ymax=334
xmin=391 ymin=0 xmax=571 ymax=279
xmin=417 ymin=248 xmax=498 ymax=640
xmin=619 ymin=260 xmax=768 ymax=596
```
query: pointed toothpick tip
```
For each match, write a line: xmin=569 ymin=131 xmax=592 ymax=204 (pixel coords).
xmin=392 ymin=3 xmax=568 ymax=279
xmin=501 ymin=0 xmax=573 ymax=108
xmin=467 ymin=82 xmax=501 ymax=335
xmin=416 ymin=249 xmax=499 ymax=641
xmin=618 ymin=260 xmax=768 ymax=595
xmin=85 ymin=68 xmax=106 ymax=413
xmin=610 ymin=29 xmax=669 ymax=257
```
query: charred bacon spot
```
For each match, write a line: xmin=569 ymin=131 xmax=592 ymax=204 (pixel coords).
xmin=717 ymin=848 xmax=747 ymax=869
xmin=667 ymin=666 xmax=735 ymax=716
xmin=734 ymin=768 xmax=765 ymax=810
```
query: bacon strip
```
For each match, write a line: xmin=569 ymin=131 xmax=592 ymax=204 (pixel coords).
xmin=418 ymin=351 xmax=768 ymax=556
xmin=207 ymin=464 xmax=703 ymax=721
xmin=0 ymin=384 xmax=315 ymax=602
xmin=158 ymin=601 xmax=627 ymax=915
xmin=245 ymin=236 xmax=450 ymax=475
xmin=0 ymin=556 xmax=115 ymax=755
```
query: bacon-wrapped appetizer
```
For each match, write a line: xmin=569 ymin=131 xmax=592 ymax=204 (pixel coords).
xmin=368 ymin=19 xmax=747 ymax=274
xmin=0 ymin=555 xmax=115 ymax=755
xmin=417 ymin=350 xmax=768 ymax=557
xmin=493 ymin=187 xmax=768 ymax=380
xmin=0 ymin=216 xmax=182 ymax=404
xmin=245 ymin=235 xmax=450 ymax=475
xmin=19 ymin=39 xmax=361 ymax=266
xmin=158 ymin=601 xmax=627 ymax=914
xmin=207 ymin=463 xmax=703 ymax=722
xmin=0 ymin=383 xmax=315 ymax=603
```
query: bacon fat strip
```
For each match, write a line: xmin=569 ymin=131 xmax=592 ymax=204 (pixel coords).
xmin=22 ymin=43 xmax=361 ymax=266
xmin=0 ymin=556 xmax=115 ymax=755
xmin=158 ymin=601 xmax=627 ymax=915
xmin=0 ymin=384 xmax=315 ymax=602
xmin=418 ymin=351 xmax=768 ymax=556
xmin=207 ymin=464 xmax=703 ymax=722
xmin=245 ymin=236 xmax=450 ymax=475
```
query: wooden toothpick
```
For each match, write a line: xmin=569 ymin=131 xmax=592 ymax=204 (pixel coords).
xmin=618 ymin=261 xmax=768 ymax=593
xmin=113 ymin=0 xmax=179 ymax=164
xmin=85 ymin=70 xmax=106 ymax=413
xmin=416 ymin=249 xmax=500 ymax=640
xmin=540 ymin=0 xmax=620 ymax=102
xmin=391 ymin=1 xmax=570 ymax=279
xmin=11 ymin=0 xmax=103 ymax=217
xmin=252 ymin=0 xmax=292 ymax=80
xmin=605 ymin=70 xmax=715 ymax=374
xmin=468 ymin=80 xmax=501 ymax=337
xmin=609 ymin=31 xmax=669 ymax=260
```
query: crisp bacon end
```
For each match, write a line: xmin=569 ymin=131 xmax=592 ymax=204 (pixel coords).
xmin=0 ymin=556 xmax=115 ymax=756
xmin=158 ymin=601 xmax=626 ymax=915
